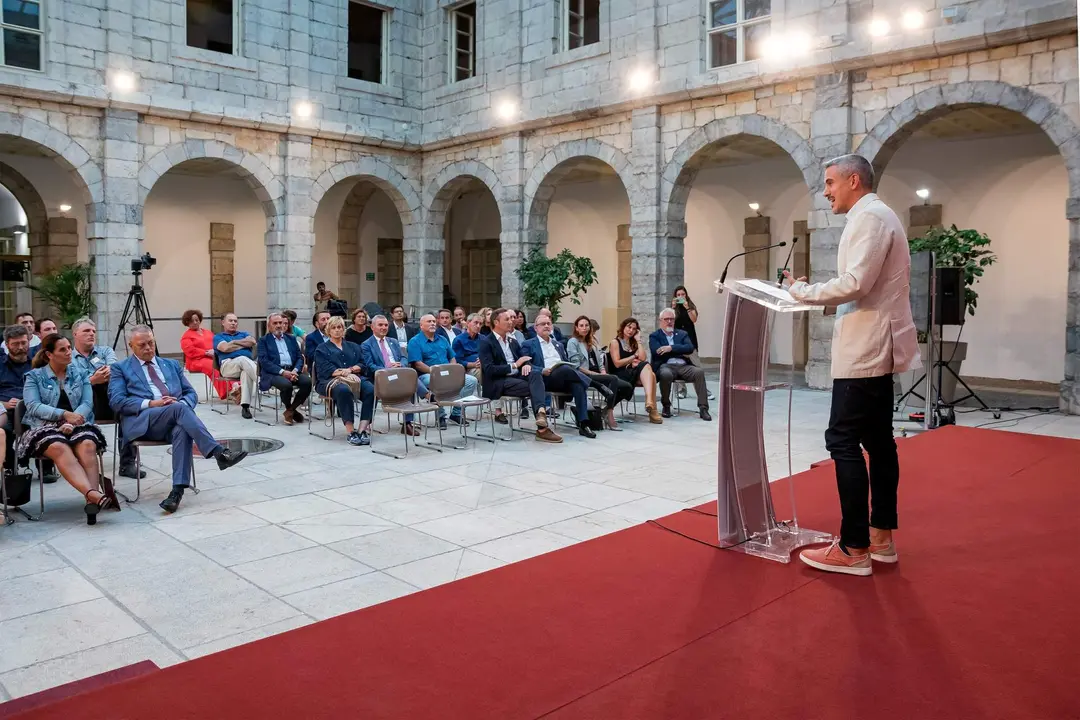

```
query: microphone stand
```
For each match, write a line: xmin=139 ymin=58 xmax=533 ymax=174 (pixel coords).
xmin=777 ymin=237 xmax=798 ymax=287
xmin=717 ymin=241 xmax=787 ymax=293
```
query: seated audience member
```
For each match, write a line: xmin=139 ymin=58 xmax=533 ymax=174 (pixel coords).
xmin=0 ymin=325 xmax=33 ymax=471
xmin=407 ymin=314 xmax=478 ymax=429
xmin=436 ymin=308 xmax=459 ymax=345
xmin=608 ymin=318 xmax=662 ymax=424
xmin=649 ymin=309 xmax=711 ymax=421
xmin=314 ymin=316 xmax=374 ymax=446
xmin=567 ymin=315 xmax=632 ymax=431
xmin=453 ymin=306 xmax=467 ymax=331
xmin=478 ymin=307 xmax=493 ymax=336
xmin=525 ymin=308 xmax=565 ymax=343
xmin=521 ymin=315 xmax=601 ymax=439
xmin=512 ymin=310 xmax=528 ymax=343
xmin=179 ymin=309 xmax=229 ymax=401
xmin=361 ymin=314 xmax=419 ymax=436
xmin=305 ymin=310 xmax=331 ymax=366
xmin=452 ymin=313 xmax=483 ymax=381
xmin=345 ymin=308 xmax=373 ymax=345
xmin=479 ymin=308 xmax=561 ymax=442
xmin=1 ymin=312 xmax=41 ymax=355
xmin=283 ymin=309 xmax=305 ymax=340
xmin=388 ymin=304 xmax=418 ymax=351
xmin=109 ymin=326 xmax=247 ymax=513
xmin=71 ymin=317 xmax=144 ymax=480
xmin=36 ymin=318 xmax=57 ymax=339
xmin=257 ymin=313 xmax=312 ymax=425
xmin=214 ymin=313 xmax=258 ymax=419
xmin=20 ymin=334 xmax=112 ymax=524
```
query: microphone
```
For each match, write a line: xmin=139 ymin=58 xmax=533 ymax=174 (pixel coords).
xmin=718 ymin=241 xmax=787 ymax=292
xmin=777 ymin=237 xmax=798 ymax=288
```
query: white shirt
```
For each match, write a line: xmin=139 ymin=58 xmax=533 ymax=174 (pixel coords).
xmin=394 ymin=323 xmax=409 ymax=343
xmin=538 ymin=336 xmax=561 ymax=370
xmin=273 ymin=334 xmax=292 ymax=372
xmin=440 ymin=326 xmax=458 ymax=343
xmin=495 ymin=332 xmax=517 ymax=375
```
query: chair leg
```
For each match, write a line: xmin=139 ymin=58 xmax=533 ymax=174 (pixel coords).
xmin=255 ymin=390 xmax=279 ymax=427
xmin=13 ymin=461 xmax=44 ymax=521
xmin=372 ymin=413 xmax=410 ymax=459
xmin=308 ymin=396 xmax=337 ymax=441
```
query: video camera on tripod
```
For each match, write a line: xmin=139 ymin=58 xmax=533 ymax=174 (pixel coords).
xmin=112 ymin=253 xmax=158 ymax=350
xmin=131 ymin=252 xmax=156 ymax=274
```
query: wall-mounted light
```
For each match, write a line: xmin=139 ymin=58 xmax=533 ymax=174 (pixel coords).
xmin=869 ymin=18 xmax=891 ymax=37
xmin=627 ymin=67 xmax=655 ymax=94
xmin=495 ymin=99 xmax=518 ymax=122
xmin=59 ymin=204 xmax=72 ymax=213
xmin=749 ymin=202 xmax=761 ymax=216
xmin=294 ymin=101 xmax=314 ymax=119
xmin=901 ymin=10 xmax=925 ymax=30
xmin=109 ymin=70 xmax=136 ymax=93
xmin=916 ymin=188 xmax=930 ymax=205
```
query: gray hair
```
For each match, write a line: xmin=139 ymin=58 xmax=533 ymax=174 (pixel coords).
xmin=824 ymin=154 xmax=874 ymax=191
xmin=72 ymin=317 xmax=96 ymax=333
xmin=370 ymin=314 xmax=388 ymax=324
xmin=659 ymin=308 xmax=676 ymax=321
xmin=267 ymin=312 xmax=284 ymax=324
xmin=129 ymin=324 xmax=153 ymax=338
xmin=466 ymin=313 xmax=480 ymax=322
xmin=419 ymin=313 xmax=435 ymax=322
xmin=3 ymin=325 xmax=29 ymax=343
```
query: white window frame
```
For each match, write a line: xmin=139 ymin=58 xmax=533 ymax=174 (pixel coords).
xmin=0 ymin=0 xmax=45 ymax=72
xmin=562 ymin=0 xmax=599 ymax=52
xmin=448 ymin=2 xmax=476 ymax=83
xmin=184 ymin=0 xmax=241 ymax=56
xmin=707 ymin=0 xmax=770 ymax=68
xmin=348 ymin=0 xmax=389 ymax=84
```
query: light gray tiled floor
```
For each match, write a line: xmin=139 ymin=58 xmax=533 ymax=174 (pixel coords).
xmin=0 ymin=379 xmax=1075 ymax=701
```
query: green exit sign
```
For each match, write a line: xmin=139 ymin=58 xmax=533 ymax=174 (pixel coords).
xmin=366 ymin=272 xmax=375 ymax=281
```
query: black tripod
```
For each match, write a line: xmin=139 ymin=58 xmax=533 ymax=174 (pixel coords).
xmin=112 ymin=271 xmax=155 ymax=351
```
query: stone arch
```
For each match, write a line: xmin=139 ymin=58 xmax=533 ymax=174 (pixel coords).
xmin=0 ymin=161 xmax=57 ymax=316
xmin=855 ymin=81 xmax=1080 ymax=195
xmin=0 ymin=111 xmax=101 ymax=209
xmin=310 ymin=156 xmax=422 ymax=232
xmin=660 ymin=114 xmax=820 ymax=226
xmin=523 ymin=139 xmax=639 ymax=235
xmin=138 ymin=139 xmax=284 ymax=225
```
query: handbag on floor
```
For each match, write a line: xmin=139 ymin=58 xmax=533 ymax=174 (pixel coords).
xmin=585 ymin=406 xmax=605 ymax=432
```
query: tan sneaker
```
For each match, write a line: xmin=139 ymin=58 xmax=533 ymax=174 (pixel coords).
xmin=869 ymin=540 xmax=898 ymax=563
xmin=535 ymin=407 xmax=549 ymax=429
xmin=799 ymin=541 xmax=872 ymax=576
xmin=646 ymin=405 xmax=663 ymax=424
xmin=535 ymin=427 xmax=563 ymax=443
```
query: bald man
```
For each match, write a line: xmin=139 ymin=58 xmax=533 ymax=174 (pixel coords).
xmin=406 ymin=313 xmax=478 ymax=430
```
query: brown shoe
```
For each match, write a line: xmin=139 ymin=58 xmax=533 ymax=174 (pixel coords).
xmin=646 ymin=405 xmax=663 ymax=424
xmin=282 ymin=408 xmax=295 ymax=425
xmin=535 ymin=407 xmax=549 ymax=429
xmin=229 ymin=386 xmax=242 ymax=404
xmin=535 ymin=427 xmax=563 ymax=443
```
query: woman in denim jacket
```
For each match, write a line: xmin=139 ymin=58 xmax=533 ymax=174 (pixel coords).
xmin=20 ymin=333 xmax=111 ymax=524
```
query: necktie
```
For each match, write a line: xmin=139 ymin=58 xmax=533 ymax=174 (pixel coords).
xmin=379 ymin=339 xmax=391 ymax=366
xmin=144 ymin=361 xmax=170 ymax=398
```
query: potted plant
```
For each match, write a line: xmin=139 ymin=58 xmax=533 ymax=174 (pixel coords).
xmin=900 ymin=225 xmax=996 ymax=405
xmin=515 ymin=248 xmax=598 ymax=327
xmin=27 ymin=262 xmax=96 ymax=329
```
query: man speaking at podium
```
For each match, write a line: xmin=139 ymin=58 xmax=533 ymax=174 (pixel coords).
xmin=783 ymin=154 xmax=919 ymax=577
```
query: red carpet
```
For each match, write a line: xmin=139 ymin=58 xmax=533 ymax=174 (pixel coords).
xmin=9 ymin=426 xmax=1079 ymax=719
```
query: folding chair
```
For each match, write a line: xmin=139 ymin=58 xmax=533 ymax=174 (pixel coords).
xmin=307 ymin=364 xmax=338 ymax=441
xmin=371 ymin=367 xmax=443 ymax=459
xmin=427 ymin=364 xmax=494 ymax=449
xmin=254 ymin=361 xmax=281 ymax=427
xmin=209 ymin=355 xmax=240 ymax=415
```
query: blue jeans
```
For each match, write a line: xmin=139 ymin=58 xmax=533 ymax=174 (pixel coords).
xmin=330 ymin=379 xmax=374 ymax=427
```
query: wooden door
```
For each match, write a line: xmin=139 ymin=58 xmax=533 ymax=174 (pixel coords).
xmin=460 ymin=238 xmax=501 ymax=311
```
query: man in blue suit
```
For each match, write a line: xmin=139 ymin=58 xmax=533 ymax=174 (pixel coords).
xmin=109 ymin=326 xmax=247 ymax=513
xmin=304 ymin=310 xmax=331 ymax=366
xmin=258 ymin=313 xmax=312 ymax=425
xmin=649 ymin=308 xmax=711 ymax=421
xmin=524 ymin=308 xmax=565 ymax=343
xmin=360 ymin=314 xmax=418 ymax=436
xmin=520 ymin=314 xmax=599 ymax=439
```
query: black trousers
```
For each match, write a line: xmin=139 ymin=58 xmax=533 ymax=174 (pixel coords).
xmin=267 ymin=373 xmax=312 ymax=409
xmin=826 ymin=375 xmax=899 ymax=549
xmin=589 ymin=373 xmax=633 ymax=409
xmin=500 ymin=371 xmax=548 ymax=412
xmin=542 ymin=366 xmax=589 ymax=423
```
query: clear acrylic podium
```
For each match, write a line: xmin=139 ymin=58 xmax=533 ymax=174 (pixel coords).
xmin=714 ymin=277 xmax=833 ymax=563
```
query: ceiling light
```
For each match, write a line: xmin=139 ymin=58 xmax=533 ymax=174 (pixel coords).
xmin=496 ymin=99 xmax=518 ymax=122
xmin=294 ymin=101 xmax=314 ymax=118
xmin=59 ymin=204 xmax=71 ymax=212
xmin=901 ymin=10 xmax=925 ymax=30
xmin=110 ymin=71 xmax=136 ymax=93
xmin=869 ymin=18 xmax=891 ymax=37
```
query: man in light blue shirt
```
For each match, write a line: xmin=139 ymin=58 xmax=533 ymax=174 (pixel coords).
xmin=407 ymin=313 xmax=478 ymax=428
xmin=214 ymin=313 xmax=258 ymax=419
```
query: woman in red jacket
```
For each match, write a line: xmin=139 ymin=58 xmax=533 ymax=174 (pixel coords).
xmin=180 ymin=309 xmax=230 ymax=400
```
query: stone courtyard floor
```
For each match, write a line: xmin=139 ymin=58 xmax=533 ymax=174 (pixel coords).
xmin=1 ymin=379 xmax=1077 ymax=701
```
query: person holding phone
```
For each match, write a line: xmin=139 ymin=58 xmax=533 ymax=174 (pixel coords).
xmin=671 ymin=286 xmax=713 ymax=400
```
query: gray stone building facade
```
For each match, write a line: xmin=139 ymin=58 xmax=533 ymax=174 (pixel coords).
xmin=0 ymin=0 xmax=1078 ymax=411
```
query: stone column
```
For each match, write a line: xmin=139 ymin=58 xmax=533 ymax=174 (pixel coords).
xmin=402 ymin=217 xmax=442 ymax=316
xmin=268 ymin=134 xmax=312 ymax=321
xmin=908 ymin=203 xmax=942 ymax=240
xmin=805 ymin=71 xmax=854 ymax=389
xmin=616 ymin=224 xmax=632 ymax=319
xmin=89 ymin=108 xmax=141 ymax=349
xmin=792 ymin=219 xmax=811 ymax=368
xmin=209 ymin=223 xmax=235 ymax=333
xmin=742 ymin=215 xmax=772 ymax=281
xmin=1062 ymin=197 xmax=1080 ymax=415
xmin=629 ymin=106 xmax=677 ymax=323
xmin=499 ymin=133 xmax=532 ymax=309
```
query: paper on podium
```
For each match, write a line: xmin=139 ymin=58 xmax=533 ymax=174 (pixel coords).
xmin=718 ymin=277 xmax=822 ymax=313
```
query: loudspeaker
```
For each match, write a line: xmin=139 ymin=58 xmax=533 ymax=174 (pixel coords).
xmin=935 ymin=267 xmax=965 ymax=326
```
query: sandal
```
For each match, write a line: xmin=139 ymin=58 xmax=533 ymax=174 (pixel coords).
xmin=84 ymin=488 xmax=112 ymax=526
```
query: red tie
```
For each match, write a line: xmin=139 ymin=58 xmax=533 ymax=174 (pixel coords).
xmin=379 ymin=339 xmax=391 ymax=366
xmin=144 ymin=361 xmax=170 ymax=398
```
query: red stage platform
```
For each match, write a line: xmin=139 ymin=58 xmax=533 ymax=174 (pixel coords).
xmin=8 ymin=426 xmax=1078 ymax=719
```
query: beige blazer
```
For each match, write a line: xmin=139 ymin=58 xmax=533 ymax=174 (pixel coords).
xmin=789 ymin=193 xmax=920 ymax=380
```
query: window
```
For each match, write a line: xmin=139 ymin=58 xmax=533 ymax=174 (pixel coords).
xmin=348 ymin=2 xmax=386 ymax=83
xmin=187 ymin=0 xmax=237 ymax=55
xmin=708 ymin=0 xmax=769 ymax=68
xmin=564 ymin=0 xmax=599 ymax=51
xmin=450 ymin=2 xmax=476 ymax=82
xmin=1 ymin=0 xmax=43 ymax=70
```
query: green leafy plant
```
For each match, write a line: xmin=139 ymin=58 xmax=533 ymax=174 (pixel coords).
xmin=27 ymin=262 xmax=96 ymax=329
xmin=515 ymin=248 xmax=598 ymax=323
xmin=909 ymin=225 xmax=997 ymax=319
